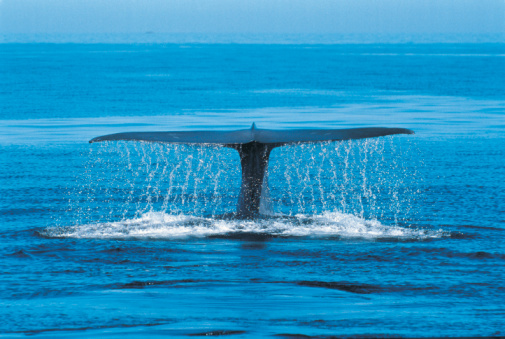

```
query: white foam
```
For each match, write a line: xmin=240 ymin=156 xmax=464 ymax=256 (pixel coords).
xmin=43 ymin=211 xmax=445 ymax=241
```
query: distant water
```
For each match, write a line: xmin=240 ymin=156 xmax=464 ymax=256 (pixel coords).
xmin=1 ymin=42 xmax=504 ymax=338
xmin=3 ymin=32 xmax=505 ymax=44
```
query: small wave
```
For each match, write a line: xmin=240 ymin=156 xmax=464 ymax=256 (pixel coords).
xmin=295 ymin=280 xmax=439 ymax=295
xmin=297 ymin=281 xmax=379 ymax=294
xmin=188 ymin=330 xmax=246 ymax=336
xmin=410 ymin=248 xmax=505 ymax=261
xmin=111 ymin=279 xmax=205 ymax=289
xmin=6 ymin=249 xmax=33 ymax=259
xmin=145 ymin=73 xmax=171 ymax=77
xmin=41 ymin=211 xmax=445 ymax=241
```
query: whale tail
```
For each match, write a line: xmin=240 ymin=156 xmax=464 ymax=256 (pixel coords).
xmin=90 ymin=123 xmax=414 ymax=218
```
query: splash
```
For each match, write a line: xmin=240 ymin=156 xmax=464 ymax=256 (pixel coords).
xmin=43 ymin=211 xmax=444 ymax=241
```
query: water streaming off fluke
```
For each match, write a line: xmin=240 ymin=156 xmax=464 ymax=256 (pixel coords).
xmin=53 ymin=136 xmax=421 ymax=236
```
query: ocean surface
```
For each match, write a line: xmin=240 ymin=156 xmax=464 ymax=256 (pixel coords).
xmin=1 ymin=42 xmax=504 ymax=338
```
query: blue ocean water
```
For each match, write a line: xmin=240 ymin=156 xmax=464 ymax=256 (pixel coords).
xmin=0 ymin=42 xmax=504 ymax=338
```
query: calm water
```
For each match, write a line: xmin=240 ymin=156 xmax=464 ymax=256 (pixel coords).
xmin=1 ymin=43 xmax=504 ymax=338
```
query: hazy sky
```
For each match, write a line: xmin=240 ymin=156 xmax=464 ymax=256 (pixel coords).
xmin=1 ymin=0 xmax=504 ymax=34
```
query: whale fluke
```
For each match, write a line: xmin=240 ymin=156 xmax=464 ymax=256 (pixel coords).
xmin=90 ymin=124 xmax=414 ymax=218
xmin=89 ymin=123 xmax=413 ymax=146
